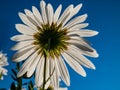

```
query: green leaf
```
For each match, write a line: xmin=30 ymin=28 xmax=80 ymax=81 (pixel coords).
xmin=45 ymin=86 xmax=54 ymax=90
xmin=0 ymin=73 xmax=2 ymax=79
xmin=11 ymin=69 xmax=17 ymax=76
xmin=10 ymin=82 xmax=16 ymax=90
xmin=16 ymin=63 xmax=20 ymax=70
xmin=28 ymin=81 xmax=34 ymax=90
xmin=11 ymin=74 xmax=17 ymax=81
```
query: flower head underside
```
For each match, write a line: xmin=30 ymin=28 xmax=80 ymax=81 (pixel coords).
xmin=11 ymin=0 xmax=99 ymax=89
xmin=33 ymin=23 xmax=70 ymax=59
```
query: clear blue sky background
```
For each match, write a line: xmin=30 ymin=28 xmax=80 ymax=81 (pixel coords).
xmin=0 ymin=0 xmax=120 ymax=90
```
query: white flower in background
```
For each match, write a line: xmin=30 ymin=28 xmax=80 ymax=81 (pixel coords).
xmin=0 ymin=51 xmax=8 ymax=80
xmin=58 ymin=88 xmax=67 ymax=90
xmin=11 ymin=0 xmax=98 ymax=89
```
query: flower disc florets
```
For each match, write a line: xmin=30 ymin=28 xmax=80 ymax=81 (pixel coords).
xmin=33 ymin=23 xmax=70 ymax=58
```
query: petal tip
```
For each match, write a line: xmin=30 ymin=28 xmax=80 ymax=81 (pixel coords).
xmin=95 ymin=31 xmax=99 ymax=35
xmin=92 ymin=65 xmax=96 ymax=70
xmin=96 ymin=53 xmax=99 ymax=58
xmin=40 ymin=0 xmax=46 ymax=5
xmin=84 ymin=14 xmax=88 ymax=17
xmin=17 ymin=73 xmax=21 ymax=78
xmin=32 ymin=6 xmax=35 ymax=9
xmin=10 ymin=37 xmax=14 ymax=41
xmin=18 ymin=12 xmax=22 ymax=17
xmin=83 ymin=73 xmax=87 ymax=77
xmin=78 ymin=3 xmax=83 ymax=9
xmin=66 ymin=80 xmax=70 ymax=86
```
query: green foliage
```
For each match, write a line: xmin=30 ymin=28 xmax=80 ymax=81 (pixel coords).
xmin=10 ymin=82 xmax=16 ymax=90
xmin=10 ymin=63 xmax=22 ymax=90
xmin=47 ymin=86 xmax=54 ymax=90
xmin=0 ymin=72 xmax=2 ymax=79
xmin=10 ymin=63 xmax=35 ymax=90
xmin=28 ymin=81 xmax=34 ymax=90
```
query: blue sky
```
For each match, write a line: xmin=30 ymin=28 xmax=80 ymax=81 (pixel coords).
xmin=0 ymin=0 xmax=120 ymax=90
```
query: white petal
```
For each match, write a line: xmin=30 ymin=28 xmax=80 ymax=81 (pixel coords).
xmin=68 ymin=23 xmax=89 ymax=31
xmin=47 ymin=4 xmax=54 ymax=25
xmin=66 ymin=49 xmax=96 ymax=69
xmin=49 ymin=59 xmax=55 ymax=75
xmin=54 ymin=58 xmax=60 ymax=78
xmin=0 ymin=68 xmax=7 ymax=75
xmin=62 ymin=53 xmax=86 ymax=77
xmin=40 ymin=0 xmax=47 ymax=24
xmin=11 ymin=35 xmax=34 ymax=42
xmin=51 ymin=69 xmax=59 ymax=88
xmin=76 ymin=30 xmax=99 ymax=37
xmin=83 ymin=50 xmax=99 ymax=58
xmin=68 ymin=36 xmax=90 ymax=46
xmin=36 ymin=58 xmax=50 ymax=89
xmin=55 ymin=69 xmax=59 ymax=88
xmin=18 ymin=12 xmax=37 ymax=30
xmin=35 ymin=56 xmax=44 ymax=87
xmin=54 ymin=4 xmax=62 ymax=23
xmin=27 ymin=53 xmax=40 ymax=77
xmin=12 ymin=45 xmax=35 ymax=62
xmin=69 ymin=42 xmax=93 ymax=53
xmin=32 ymin=6 xmax=43 ymax=24
xmin=11 ymin=40 xmax=34 ymax=50
xmin=62 ymin=4 xmax=82 ymax=26
xmin=17 ymin=51 xmax=38 ymax=77
xmin=64 ymin=14 xmax=87 ymax=29
xmin=0 ymin=63 xmax=8 ymax=67
xmin=57 ymin=88 xmax=68 ymax=90
xmin=49 ymin=59 xmax=55 ymax=87
xmin=15 ymin=24 xmax=36 ymax=35
xmin=73 ymin=43 xmax=98 ymax=57
xmin=57 ymin=57 xmax=70 ymax=86
xmin=24 ymin=9 xmax=39 ymax=27
xmin=50 ymin=59 xmax=59 ymax=88
xmin=72 ymin=4 xmax=82 ymax=15
xmin=45 ymin=59 xmax=50 ymax=89
xmin=51 ymin=71 xmax=57 ymax=88
xmin=57 ymin=5 xmax=73 ymax=26
xmin=0 ymin=61 xmax=7 ymax=66
xmin=69 ymin=45 xmax=98 ymax=58
xmin=0 ymin=53 xmax=7 ymax=64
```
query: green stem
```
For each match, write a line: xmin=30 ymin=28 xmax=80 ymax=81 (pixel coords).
xmin=17 ymin=63 xmax=22 ymax=90
xmin=43 ymin=52 xmax=47 ymax=90
xmin=18 ymin=77 xmax=22 ymax=90
xmin=45 ymin=67 xmax=55 ymax=84
xmin=0 ymin=72 xmax=2 ymax=79
xmin=43 ymin=38 xmax=51 ymax=90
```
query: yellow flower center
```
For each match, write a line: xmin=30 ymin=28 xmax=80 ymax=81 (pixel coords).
xmin=33 ymin=23 xmax=70 ymax=59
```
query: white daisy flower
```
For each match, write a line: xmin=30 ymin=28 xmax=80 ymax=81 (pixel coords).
xmin=11 ymin=0 xmax=98 ymax=89
xmin=0 ymin=51 xmax=8 ymax=80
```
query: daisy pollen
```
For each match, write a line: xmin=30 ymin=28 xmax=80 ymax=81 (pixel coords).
xmin=11 ymin=0 xmax=99 ymax=89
